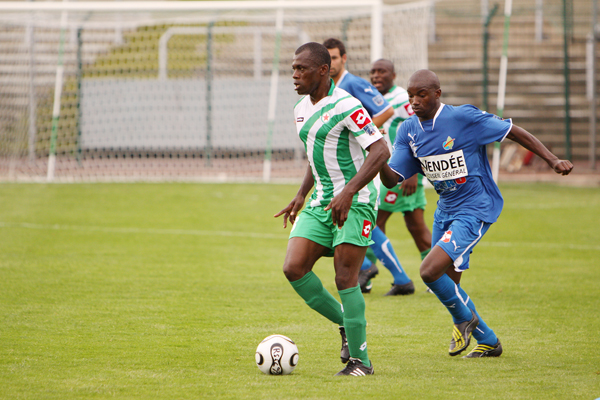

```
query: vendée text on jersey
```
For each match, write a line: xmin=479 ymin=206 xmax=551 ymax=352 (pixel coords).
xmin=418 ymin=150 xmax=469 ymax=181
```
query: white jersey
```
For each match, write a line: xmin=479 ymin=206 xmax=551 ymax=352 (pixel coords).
xmin=294 ymin=83 xmax=383 ymax=209
xmin=381 ymin=85 xmax=414 ymax=151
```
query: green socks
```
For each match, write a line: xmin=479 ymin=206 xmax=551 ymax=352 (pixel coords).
xmin=289 ymin=271 xmax=343 ymax=326
xmin=338 ymin=285 xmax=370 ymax=367
xmin=290 ymin=274 xmax=370 ymax=367
xmin=420 ymin=248 xmax=431 ymax=261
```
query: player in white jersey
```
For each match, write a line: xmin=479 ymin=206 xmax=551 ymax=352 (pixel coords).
xmin=323 ymin=38 xmax=393 ymax=128
xmin=274 ymin=42 xmax=389 ymax=376
xmin=380 ymin=69 xmax=573 ymax=358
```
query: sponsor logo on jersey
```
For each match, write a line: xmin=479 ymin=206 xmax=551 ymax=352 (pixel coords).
xmin=364 ymin=87 xmax=373 ymax=93
xmin=321 ymin=112 xmax=330 ymax=123
xmin=404 ymin=103 xmax=414 ymax=116
xmin=407 ymin=132 xmax=418 ymax=157
xmin=384 ymin=191 xmax=398 ymax=204
xmin=372 ymin=94 xmax=385 ymax=107
xmin=350 ymin=109 xmax=372 ymax=129
xmin=362 ymin=220 xmax=372 ymax=238
xmin=443 ymin=136 xmax=455 ymax=150
xmin=419 ymin=150 xmax=468 ymax=182
xmin=442 ymin=230 xmax=452 ymax=243
xmin=363 ymin=123 xmax=378 ymax=136
xmin=455 ymin=177 xmax=467 ymax=184
xmin=296 ymin=116 xmax=304 ymax=122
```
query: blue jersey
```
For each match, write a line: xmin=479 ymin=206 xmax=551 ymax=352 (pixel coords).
xmin=337 ymin=70 xmax=391 ymax=119
xmin=388 ymin=104 xmax=512 ymax=223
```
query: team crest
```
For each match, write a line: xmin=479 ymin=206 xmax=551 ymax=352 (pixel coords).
xmin=443 ymin=136 xmax=455 ymax=150
xmin=321 ymin=112 xmax=331 ymax=123
xmin=441 ymin=230 xmax=452 ymax=243
xmin=372 ymin=94 xmax=385 ymax=107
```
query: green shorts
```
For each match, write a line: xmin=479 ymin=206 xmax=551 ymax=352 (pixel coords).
xmin=378 ymin=182 xmax=427 ymax=215
xmin=289 ymin=204 xmax=376 ymax=257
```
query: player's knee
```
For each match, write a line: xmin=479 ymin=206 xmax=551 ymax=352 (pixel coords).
xmin=334 ymin=273 xmax=356 ymax=291
xmin=419 ymin=262 xmax=438 ymax=283
xmin=283 ymin=262 xmax=305 ymax=282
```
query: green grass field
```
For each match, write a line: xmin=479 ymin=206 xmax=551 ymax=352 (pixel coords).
xmin=0 ymin=182 xmax=599 ymax=399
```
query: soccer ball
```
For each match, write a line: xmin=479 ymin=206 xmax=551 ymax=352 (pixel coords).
xmin=255 ymin=335 xmax=299 ymax=375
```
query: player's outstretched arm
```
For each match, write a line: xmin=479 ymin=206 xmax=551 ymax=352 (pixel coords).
xmin=380 ymin=163 xmax=400 ymax=189
xmin=506 ymin=125 xmax=574 ymax=175
xmin=274 ymin=164 xmax=313 ymax=228
xmin=325 ymin=138 xmax=390 ymax=227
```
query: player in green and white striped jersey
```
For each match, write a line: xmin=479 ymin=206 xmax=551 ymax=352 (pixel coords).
xmin=293 ymin=76 xmax=382 ymax=211
xmin=275 ymin=42 xmax=389 ymax=377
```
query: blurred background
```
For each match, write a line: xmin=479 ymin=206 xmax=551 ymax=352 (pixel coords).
xmin=0 ymin=0 xmax=597 ymax=183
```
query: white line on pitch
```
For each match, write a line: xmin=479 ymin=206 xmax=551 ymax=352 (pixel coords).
xmin=1 ymin=221 xmax=599 ymax=252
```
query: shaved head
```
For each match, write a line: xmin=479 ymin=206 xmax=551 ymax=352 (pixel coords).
xmin=407 ymin=69 xmax=442 ymax=121
xmin=373 ymin=58 xmax=394 ymax=73
xmin=408 ymin=69 xmax=440 ymax=91
xmin=370 ymin=58 xmax=396 ymax=95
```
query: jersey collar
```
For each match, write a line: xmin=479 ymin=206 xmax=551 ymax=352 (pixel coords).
xmin=337 ymin=70 xmax=349 ymax=87
xmin=328 ymin=78 xmax=335 ymax=96
xmin=417 ymin=103 xmax=445 ymax=132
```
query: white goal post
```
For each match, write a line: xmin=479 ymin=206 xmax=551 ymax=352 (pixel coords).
xmin=0 ymin=0 xmax=430 ymax=182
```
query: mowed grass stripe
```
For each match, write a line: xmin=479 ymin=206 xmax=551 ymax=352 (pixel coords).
xmin=2 ymin=220 xmax=599 ymax=252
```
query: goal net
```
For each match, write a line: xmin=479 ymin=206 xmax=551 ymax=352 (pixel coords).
xmin=0 ymin=1 xmax=430 ymax=182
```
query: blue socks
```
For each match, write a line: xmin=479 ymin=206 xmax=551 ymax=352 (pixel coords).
xmin=369 ymin=227 xmax=411 ymax=285
xmin=360 ymin=257 xmax=373 ymax=271
xmin=424 ymin=274 xmax=473 ymax=324
xmin=456 ymin=284 xmax=498 ymax=346
xmin=426 ymin=275 xmax=498 ymax=346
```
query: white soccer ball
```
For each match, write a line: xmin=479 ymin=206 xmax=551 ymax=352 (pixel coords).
xmin=255 ymin=335 xmax=299 ymax=375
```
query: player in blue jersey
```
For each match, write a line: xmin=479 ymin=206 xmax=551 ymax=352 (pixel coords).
xmin=323 ymin=38 xmax=416 ymax=296
xmin=323 ymin=38 xmax=394 ymax=127
xmin=380 ymin=69 xmax=573 ymax=358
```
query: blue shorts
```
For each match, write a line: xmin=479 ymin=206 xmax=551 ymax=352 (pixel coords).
xmin=432 ymin=209 xmax=492 ymax=272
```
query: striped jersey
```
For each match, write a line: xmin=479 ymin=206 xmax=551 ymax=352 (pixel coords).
xmin=381 ymin=85 xmax=414 ymax=150
xmin=294 ymin=82 xmax=384 ymax=209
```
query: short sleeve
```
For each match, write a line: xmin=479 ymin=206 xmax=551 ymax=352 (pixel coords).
xmin=344 ymin=104 xmax=383 ymax=150
xmin=462 ymin=105 xmax=512 ymax=146
xmin=391 ymin=91 xmax=414 ymax=121
xmin=350 ymin=79 xmax=392 ymax=119
xmin=387 ymin=123 xmax=421 ymax=182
